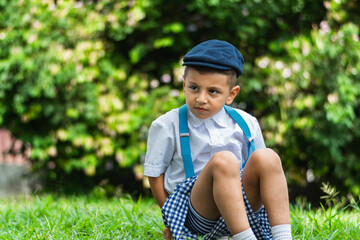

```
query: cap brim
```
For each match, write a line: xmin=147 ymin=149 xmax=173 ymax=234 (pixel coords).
xmin=182 ymin=61 xmax=233 ymax=71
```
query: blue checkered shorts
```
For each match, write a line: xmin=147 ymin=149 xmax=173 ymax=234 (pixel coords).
xmin=162 ymin=175 xmax=272 ymax=240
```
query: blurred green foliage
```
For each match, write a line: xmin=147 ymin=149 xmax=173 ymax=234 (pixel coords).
xmin=0 ymin=0 xmax=359 ymax=195
xmin=257 ymin=22 xmax=360 ymax=195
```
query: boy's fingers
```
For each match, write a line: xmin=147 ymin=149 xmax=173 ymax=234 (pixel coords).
xmin=163 ymin=227 xmax=172 ymax=239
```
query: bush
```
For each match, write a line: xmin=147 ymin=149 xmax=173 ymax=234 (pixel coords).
xmin=256 ymin=21 xmax=360 ymax=195
xmin=0 ymin=0 xmax=184 ymax=192
xmin=0 ymin=0 xmax=359 ymax=196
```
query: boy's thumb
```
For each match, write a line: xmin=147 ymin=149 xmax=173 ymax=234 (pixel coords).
xmin=163 ymin=227 xmax=171 ymax=239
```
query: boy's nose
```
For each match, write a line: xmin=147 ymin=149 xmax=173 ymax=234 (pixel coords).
xmin=196 ymin=92 xmax=207 ymax=103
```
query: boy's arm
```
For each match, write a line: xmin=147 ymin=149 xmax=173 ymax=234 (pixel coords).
xmin=148 ymin=173 xmax=168 ymax=208
xmin=149 ymin=174 xmax=172 ymax=240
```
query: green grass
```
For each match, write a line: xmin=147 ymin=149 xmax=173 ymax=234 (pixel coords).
xmin=290 ymin=197 xmax=360 ymax=239
xmin=0 ymin=194 xmax=163 ymax=239
xmin=0 ymin=194 xmax=359 ymax=239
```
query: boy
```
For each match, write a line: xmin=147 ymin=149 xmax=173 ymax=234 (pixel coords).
xmin=144 ymin=40 xmax=292 ymax=240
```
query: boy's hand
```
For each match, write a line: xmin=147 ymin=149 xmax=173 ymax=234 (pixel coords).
xmin=163 ymin=227 xmax=172 ymax=239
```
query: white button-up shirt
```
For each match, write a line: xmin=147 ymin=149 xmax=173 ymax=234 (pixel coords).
xmin=144 ymin=107 xmax=266 ymax=194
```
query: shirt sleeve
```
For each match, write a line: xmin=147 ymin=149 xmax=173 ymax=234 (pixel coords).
xmin=144 ymin=118 xmax=175 ymax=177
xmin=253 ymin=118 xmax=266 ymax=150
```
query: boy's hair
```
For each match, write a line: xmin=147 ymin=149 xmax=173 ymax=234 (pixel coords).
xmin=184 ymin=66 xmax=238 ymax=89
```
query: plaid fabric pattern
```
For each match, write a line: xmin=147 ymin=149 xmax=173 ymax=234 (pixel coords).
xmin=162 ymin=175 xmax=272 ymax=240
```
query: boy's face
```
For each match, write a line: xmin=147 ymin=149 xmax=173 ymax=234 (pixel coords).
xmin=183 ymin=68 xmax=240 ymax=120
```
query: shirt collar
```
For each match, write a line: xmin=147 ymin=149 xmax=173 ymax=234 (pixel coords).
xmin=188 ymin=107 xmax=227 ymax=128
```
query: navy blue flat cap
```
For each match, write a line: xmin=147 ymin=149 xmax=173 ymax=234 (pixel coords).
xmin=182 ymin=39 xmax=244 ymax=77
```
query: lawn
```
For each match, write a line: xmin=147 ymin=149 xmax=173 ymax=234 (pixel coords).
xmin=0 ymin=194 xmax=163 ymax=239
xmin=0 ymin=194 xmax=359 ymax=239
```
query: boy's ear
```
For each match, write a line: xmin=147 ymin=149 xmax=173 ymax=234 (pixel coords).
xmin=182 ymin=75 xmax=186 ymax=93
xmin=226 ymin=85 xmax=240 ymax=105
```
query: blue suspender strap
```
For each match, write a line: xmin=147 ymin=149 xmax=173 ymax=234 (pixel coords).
xmin=179 ymin=104 xmax=255 ymax=177
xmin=224 ymin=105 xmax=255 ymax=168
xmin=179 ymin=104 xmax=195 ymax=178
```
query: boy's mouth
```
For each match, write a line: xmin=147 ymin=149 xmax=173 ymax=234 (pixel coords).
xmin=194 ymin=107 xmax=208 ymax=112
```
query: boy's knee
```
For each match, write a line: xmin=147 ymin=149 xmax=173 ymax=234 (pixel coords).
xmin=251 ymin=148 xmax=282 ymax=170
xmin=210 ymin=151 xmax=240 ymax=176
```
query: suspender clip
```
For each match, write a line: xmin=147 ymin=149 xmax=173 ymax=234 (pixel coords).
xmin=180 ymin=133 xmax=189 ymax=137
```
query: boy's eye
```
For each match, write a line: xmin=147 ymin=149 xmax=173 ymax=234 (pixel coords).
xmin=209 ymin=89 xmax=218 ymax=94
xmin=190 ymin=86 xmax=198 ymax=90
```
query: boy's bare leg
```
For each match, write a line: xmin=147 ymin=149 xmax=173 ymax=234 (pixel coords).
xmin=190 ymin=148 xmax=290 ymax=235
xmin=242 ymin=148 xmax=290 ymax=226
xmin=190 ymin=151 xmax=250 ymax=235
